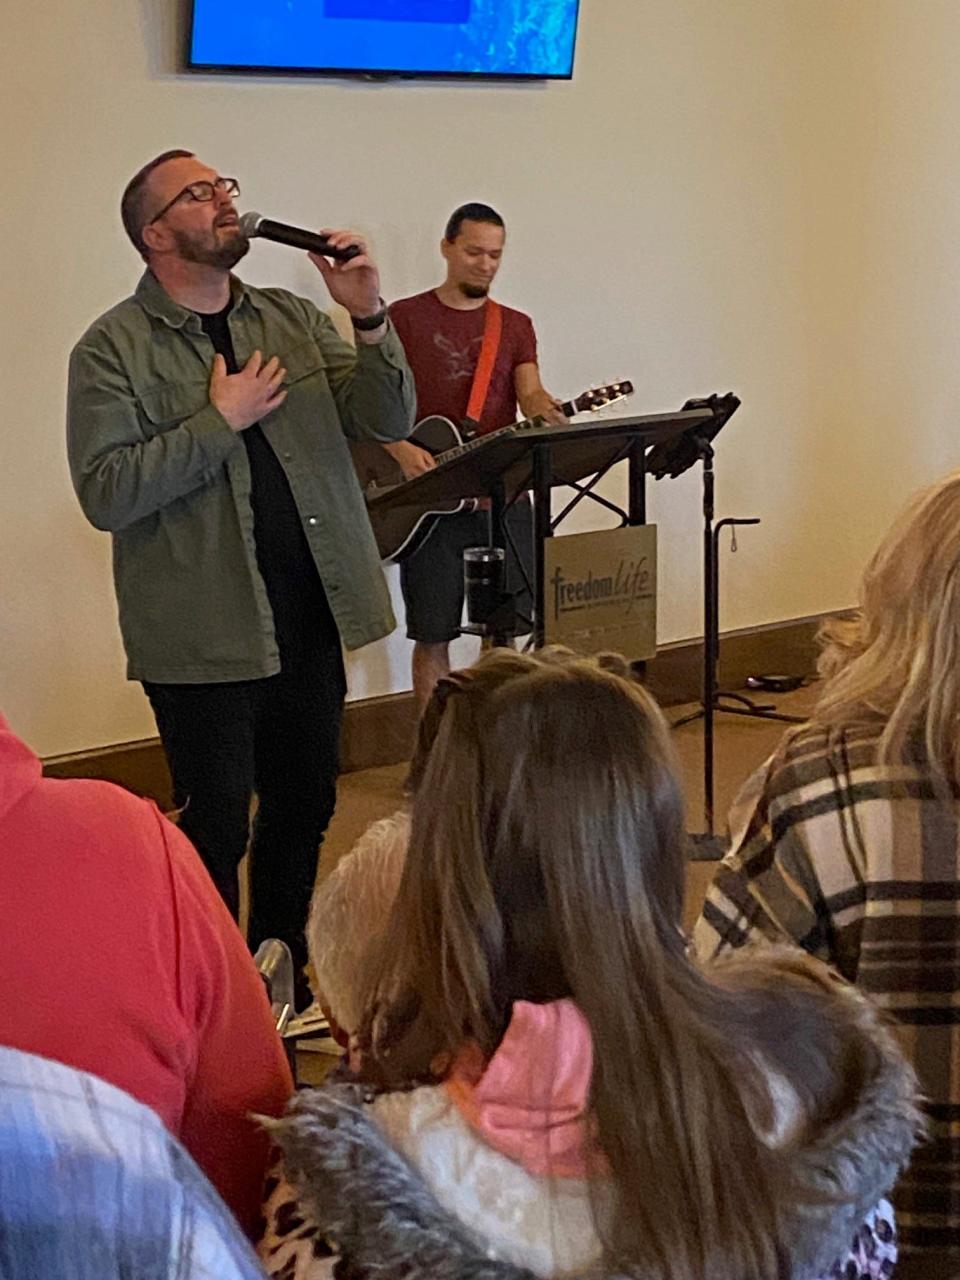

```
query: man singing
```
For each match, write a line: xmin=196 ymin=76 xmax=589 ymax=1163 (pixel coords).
xmin=67 ymin=150 xmax=414 ymax=1009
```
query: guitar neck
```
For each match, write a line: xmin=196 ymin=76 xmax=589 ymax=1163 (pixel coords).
xmin=435 ymin=401 xmax=576 ymax=469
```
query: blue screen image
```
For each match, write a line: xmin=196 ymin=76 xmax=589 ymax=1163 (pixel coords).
xmin=189 ymin=0 xmax=580 ymax=77
xmin=325 ymin=2 xmax=471 ymax=21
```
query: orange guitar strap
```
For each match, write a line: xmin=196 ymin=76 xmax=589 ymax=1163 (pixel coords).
xmin=464 ymin=299 xmax=503 ymax=427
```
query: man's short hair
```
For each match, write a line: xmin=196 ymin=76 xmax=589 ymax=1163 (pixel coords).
xmin=121 ymin=150 xmax=195 ymax=261
xmin=444 ymin=202 xmax=505 ymax=243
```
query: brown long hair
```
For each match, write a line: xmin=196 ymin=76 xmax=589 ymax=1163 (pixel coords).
xmin=361 ymin=655 xmax=879 ymax=1280
xmin=813 ymin=468 xmax=960 ymax=787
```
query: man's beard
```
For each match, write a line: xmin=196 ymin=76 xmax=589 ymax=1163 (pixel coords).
xmin=171 ymin=224 xmax=250 ymax=269
xmin=459 ymin=281 xmax=490 ymax=300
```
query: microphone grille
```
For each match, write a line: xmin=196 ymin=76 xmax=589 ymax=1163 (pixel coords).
xmin=239 ymin=211 xmax=262 ymax=238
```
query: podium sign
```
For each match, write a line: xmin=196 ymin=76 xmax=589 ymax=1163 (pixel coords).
xmin=543 ymin=525 xmax=657 ymax=658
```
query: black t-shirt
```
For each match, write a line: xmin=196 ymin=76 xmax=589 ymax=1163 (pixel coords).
xmin=198 ymin=303 xmax=338 ymax=665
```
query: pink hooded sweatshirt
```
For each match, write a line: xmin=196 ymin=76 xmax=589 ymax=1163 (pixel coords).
xmin=0 ymin=713 xmax=292 ymax=1235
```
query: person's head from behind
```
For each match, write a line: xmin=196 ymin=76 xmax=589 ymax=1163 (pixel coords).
xmin=308 ymin=649 xmax=547 ymax=1036
xmin=406 ymin=646 xmax=641 ymax=794
xmin=370 ymin=657 xmax=687 ymax=1064
xmin=441 ymin=202 xmax=506 ymax=300
xmin=404 ymin=647 xmax=545 ymax=795
xmin=815 ymin=467 xmax=960 ymax=783
xmin=120 ymin=150 xmax=249 ymax=270
xmin=364 ymin=655 xmax=885 ymax=1278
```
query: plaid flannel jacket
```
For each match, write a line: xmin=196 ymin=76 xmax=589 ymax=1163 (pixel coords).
xmin=0 ymin=1045 xmax=266 ymax=1279
xmin=694 ymin=721 xmax=960 ymax=1265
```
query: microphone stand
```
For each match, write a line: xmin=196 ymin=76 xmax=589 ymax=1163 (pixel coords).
xmin=671 ymin=435 xmax=803 ymax=834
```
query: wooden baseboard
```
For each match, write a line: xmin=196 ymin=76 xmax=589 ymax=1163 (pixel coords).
xmin=642 ymin=612 xmax=822 ymax=708
xmin=42 ymin=613 xmax=824 ymax=807
xmin=41 ymin=689 xmax=423 ymax=811
xmin=340 ymin=690 xmax=419 ymax=774
xmin=43 ymin=737 xmax=175 ymax=807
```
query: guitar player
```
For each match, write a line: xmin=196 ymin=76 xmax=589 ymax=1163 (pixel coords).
xmin=387 ymin=202 xmax=565 ymax=706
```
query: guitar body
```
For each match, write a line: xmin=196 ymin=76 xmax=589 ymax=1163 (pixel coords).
xmin=350 ymin=382 xmax=635 ymax=564
xmin=350 ymin=416 xmax=474 ymax=564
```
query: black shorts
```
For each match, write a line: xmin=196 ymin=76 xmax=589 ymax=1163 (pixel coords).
xmin=400 ymin=499 xmax=535 ymax=645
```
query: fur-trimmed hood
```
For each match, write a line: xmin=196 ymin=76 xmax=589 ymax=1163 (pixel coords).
xmin=269 ymin=979 xmax=922 ymax=1280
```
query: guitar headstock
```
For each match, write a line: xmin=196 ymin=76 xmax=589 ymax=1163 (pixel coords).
xmin=573 ymin=381 xmax=635 ymax=414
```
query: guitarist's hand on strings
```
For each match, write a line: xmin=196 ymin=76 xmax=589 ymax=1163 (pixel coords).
xmin=384 ymin=440 xmax=437 ymax=480
xmin=521 ymin=388 xmax=566 ymax=426
xmin=516 ymin=366 xmax=567 ymax=426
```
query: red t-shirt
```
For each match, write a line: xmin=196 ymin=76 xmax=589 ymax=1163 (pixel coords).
xmin=389 ymin=290 xmax=538 ymax=435
xmin=0 ymin=715 xmax=293 ymax=1236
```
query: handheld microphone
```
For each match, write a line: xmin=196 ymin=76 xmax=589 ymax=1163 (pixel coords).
xmin=239 ymin=212 xmax=362 ymax=262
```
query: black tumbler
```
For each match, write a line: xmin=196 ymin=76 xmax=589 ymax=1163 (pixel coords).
xmin=463 ymin=546 xmax=506 ymax=628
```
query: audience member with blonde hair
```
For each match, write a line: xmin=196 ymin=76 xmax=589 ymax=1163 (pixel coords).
xmin=696 ymin=467 xmax=960 ymax=1279
xmin=262 ymin=655 xmax=920 ymax=1280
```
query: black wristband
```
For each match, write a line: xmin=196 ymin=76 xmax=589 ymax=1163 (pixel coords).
xmin=351 ymin=300 xmax=388 ymax=331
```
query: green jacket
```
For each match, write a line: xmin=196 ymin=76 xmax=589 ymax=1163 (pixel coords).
xmin=67 ymin=271 xmax=415 ymax=683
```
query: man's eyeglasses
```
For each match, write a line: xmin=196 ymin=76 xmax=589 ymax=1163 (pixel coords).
xmin=146 ymin=177 xmax=241 ymax=227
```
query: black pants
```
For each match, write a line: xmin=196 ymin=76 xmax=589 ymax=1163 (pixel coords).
xmin=144 ymin=640 xmax=345 ymax=1002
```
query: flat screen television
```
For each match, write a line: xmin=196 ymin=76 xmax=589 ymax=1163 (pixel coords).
xmin=186 ymin=0 xmax=580 ymax=79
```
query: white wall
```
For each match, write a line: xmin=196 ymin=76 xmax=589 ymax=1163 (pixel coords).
xmin=2 ymin=0 xmax=958 ymax=755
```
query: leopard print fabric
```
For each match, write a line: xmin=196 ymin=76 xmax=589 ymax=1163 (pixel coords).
xmin=259 ymin=1163 xmax=335 ymax=1280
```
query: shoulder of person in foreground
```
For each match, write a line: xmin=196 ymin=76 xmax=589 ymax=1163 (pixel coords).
xmin=0 ymin=720 xmax=292 ymax=1237
xmin=692 ymin=724 xmax=835 ymax=962
xmin=704 ymin=947 xmax=925 ymax=1179
xmin=699 ymin=945 xmax=924 ymax=1280
xmin=0 ymin=1043 xmax=266 ymax=1280
xmin=159 ymin=806 xmax=294 ymax=1234
xmin=262 ymin=1021 xmax=920 ymax=1280
xmin=261 ymin=1082 xmax=546 ymax=1280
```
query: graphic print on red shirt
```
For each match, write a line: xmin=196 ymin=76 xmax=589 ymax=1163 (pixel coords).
xmin=389 ymin=290 xmax=538 ymax=435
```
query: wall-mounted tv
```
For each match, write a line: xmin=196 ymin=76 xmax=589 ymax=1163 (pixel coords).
xmin=187 ymin=0 xmax=580 ymax=79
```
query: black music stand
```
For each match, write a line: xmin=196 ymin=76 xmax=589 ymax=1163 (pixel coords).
xmin=648 ymin=394 xmax=803 ymax=834
xmin=367 ymin=398 xmax=773 ymax=834
xmin=365 ymin=409 xmax=714 ymax=646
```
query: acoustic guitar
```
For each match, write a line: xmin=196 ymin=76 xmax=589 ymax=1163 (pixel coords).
xmin=351 ymin=381 xmax=634 ymax=564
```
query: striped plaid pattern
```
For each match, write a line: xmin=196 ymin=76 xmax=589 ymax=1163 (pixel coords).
xmin=694 ymin=723 xmax=960 ymax=1266
xmin=0 ymin=1044 xmax=266 ymax=1279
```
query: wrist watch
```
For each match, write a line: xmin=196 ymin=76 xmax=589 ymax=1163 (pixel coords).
xmin=351 ymin=299 xmax=388 ymax=331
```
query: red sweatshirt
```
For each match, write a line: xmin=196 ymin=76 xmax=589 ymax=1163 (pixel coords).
xmin=0 ymin=713 xmax=293 ymax=1235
